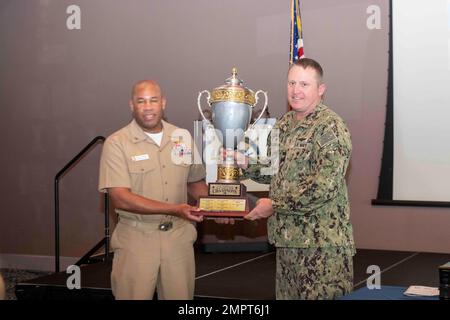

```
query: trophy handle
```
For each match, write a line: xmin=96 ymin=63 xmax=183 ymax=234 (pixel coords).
xmin=248 ymin=90 xmax=268 ymax=131
xmin=197 ymin=90 xmax=212 ymax=125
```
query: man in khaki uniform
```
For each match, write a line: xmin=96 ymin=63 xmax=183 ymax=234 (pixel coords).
xmin=99 ymin=80 xmax=208 ymax=300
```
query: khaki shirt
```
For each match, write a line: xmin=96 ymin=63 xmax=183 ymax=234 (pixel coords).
xmin=99 ymin=119 xmax=206 ymax=222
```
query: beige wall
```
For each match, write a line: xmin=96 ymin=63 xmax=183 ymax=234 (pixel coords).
xmin=0 ymin=0 xmax=449 ymax=263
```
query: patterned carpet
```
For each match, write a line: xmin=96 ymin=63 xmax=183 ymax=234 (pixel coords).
xmin=0 ymin=268 xmax=51 ymax=300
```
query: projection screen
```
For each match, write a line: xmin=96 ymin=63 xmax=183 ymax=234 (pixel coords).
xmin=392 ymin=0 xmax=450 ymax=201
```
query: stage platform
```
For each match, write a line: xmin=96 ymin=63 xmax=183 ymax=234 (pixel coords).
xmin=15 ymin=249 xmax=449 ymax=300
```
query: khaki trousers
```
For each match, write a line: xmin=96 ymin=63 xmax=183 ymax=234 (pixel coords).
xmin=110 ymin=217 xmax=197 ymax=300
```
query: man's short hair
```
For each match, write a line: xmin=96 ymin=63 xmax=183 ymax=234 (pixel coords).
xmin=130 ymin=80 xmax=163 ymax=100
xmin=289 ymin=58 xmax=324 ymax=83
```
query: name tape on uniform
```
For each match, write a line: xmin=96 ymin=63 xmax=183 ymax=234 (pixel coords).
xmin=131 ymin=154 xmax=150 ymax=161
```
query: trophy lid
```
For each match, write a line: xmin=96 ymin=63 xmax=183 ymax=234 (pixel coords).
xmin=225 ymin=67 xmax=243 ymax=86
xmin=210 ymin=68 xmax=256 ymax=106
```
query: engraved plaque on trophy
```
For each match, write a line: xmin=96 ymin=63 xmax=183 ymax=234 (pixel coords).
xmin=196 ymin=68 xmax=267 ymax=217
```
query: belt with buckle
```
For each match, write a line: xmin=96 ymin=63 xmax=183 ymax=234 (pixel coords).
xmin=119 ymin=218 xmax=174 ymax=231
xmin=158 ymin=221 xmax=173 ymax=231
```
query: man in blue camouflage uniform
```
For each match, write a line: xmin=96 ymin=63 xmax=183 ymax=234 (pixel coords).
xmin=240 ymin=58 xmax=355 ymax=299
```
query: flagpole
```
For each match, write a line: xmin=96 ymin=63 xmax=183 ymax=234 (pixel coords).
xmin=290 ymin=0 xmax=295 ymax=64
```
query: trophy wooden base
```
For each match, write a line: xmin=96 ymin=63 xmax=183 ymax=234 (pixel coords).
xmin=194 ymin=195 xmax=249 ymax=218
xmin=193 ymin=181 xmax=251 ymax=218
xmin=195 ymin=210 xmax=249 ymax=219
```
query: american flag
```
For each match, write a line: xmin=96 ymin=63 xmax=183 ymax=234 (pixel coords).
xmin=290 ymin=0 xmax=305 ymax=63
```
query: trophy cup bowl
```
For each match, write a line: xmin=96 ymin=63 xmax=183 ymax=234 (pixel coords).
xmin=196 ymin=68 xmax=267 ymax=217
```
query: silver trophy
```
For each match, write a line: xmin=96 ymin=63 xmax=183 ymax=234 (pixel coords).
xmin=196 ymin=68 xmax=267 ymax=216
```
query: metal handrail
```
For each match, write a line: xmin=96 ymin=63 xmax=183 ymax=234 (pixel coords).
xmin=54 ymin=136 xmax=106 ymax=272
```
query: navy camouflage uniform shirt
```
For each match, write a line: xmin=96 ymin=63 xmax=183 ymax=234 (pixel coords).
xmin=243 ymin=103 xmax=355 ymax=252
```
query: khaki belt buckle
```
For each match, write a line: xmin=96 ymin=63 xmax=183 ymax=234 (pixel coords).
xmin=158 ymin=221 xmax=173 ymax=231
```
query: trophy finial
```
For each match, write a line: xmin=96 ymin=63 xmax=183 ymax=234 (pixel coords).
xmin=226 ymin=67 xmax=242 ymax=86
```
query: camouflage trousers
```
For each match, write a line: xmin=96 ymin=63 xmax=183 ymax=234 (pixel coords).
xmin=276 ymin=246 xmax=354 ymax=300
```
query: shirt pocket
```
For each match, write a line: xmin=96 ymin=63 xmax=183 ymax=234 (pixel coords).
xmin=127 ymin=159 xmax=157 ymax=194
xmin=171 ymin=162 xmax=190 ymax=187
